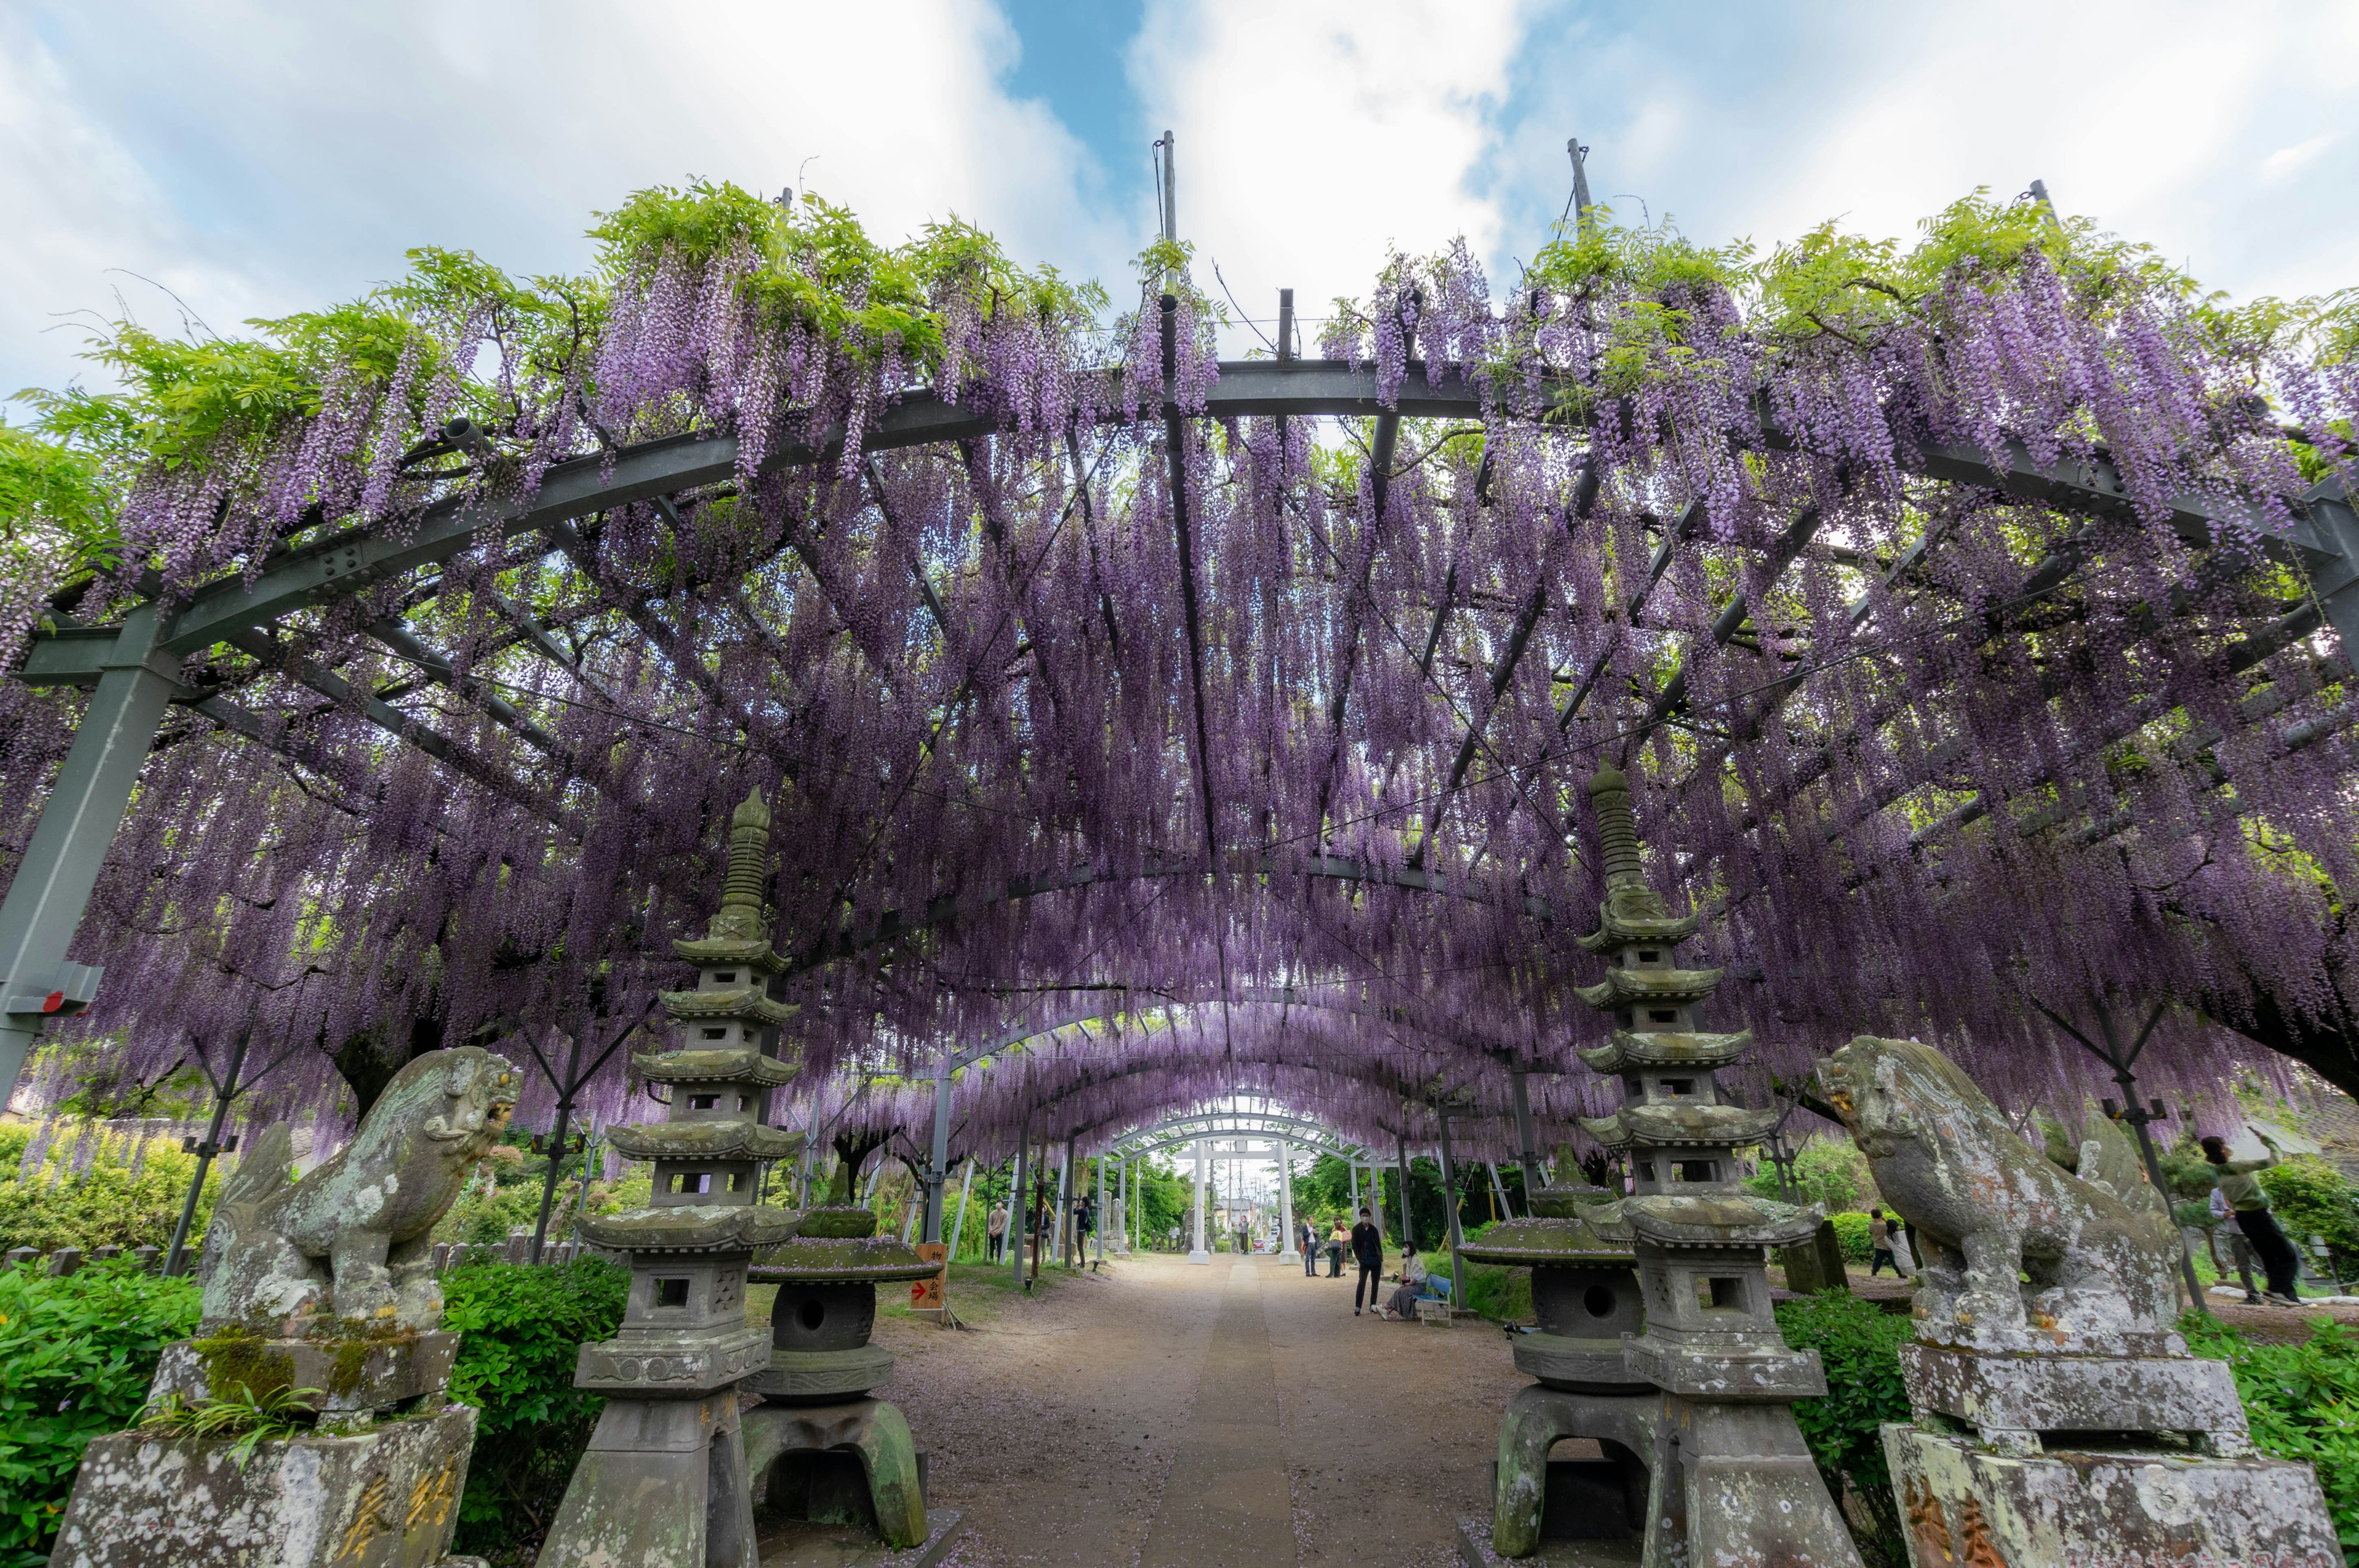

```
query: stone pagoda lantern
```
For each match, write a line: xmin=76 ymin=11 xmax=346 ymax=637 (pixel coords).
xmin=740 ymin=1142 xmax=952 ymax=1553
xmin=540 ymin=787 xmax=805 ymax=1568
xmin=1465 ymin=765 xmax=1860 ymax=1566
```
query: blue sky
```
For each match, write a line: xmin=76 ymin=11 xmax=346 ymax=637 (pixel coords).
xmin=5 ymin=0 xmax=2354 ymax=399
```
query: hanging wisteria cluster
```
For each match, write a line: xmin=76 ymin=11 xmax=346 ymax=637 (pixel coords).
xmin=4 ymin=181 xmax=2357 ymax=1170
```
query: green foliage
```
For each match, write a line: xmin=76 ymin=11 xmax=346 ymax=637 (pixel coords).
xmin=2257 ymin=1157 xmax=2359 ymax=1277
xmin=2185 ymin=1313 xmax=2359 ymax=1554
xmin=589 ymin=181 xmax=1103 ymax=375
xmin=2158 ymin=1136 xmax=2224 ymax=1201
xmin=1827 ymin=1210 xmax=1875 ymax=1262
xmin=0 ymin=1258 xmax=201 ymax=1567
xmin=1463 ymin=1260 xmax=1532 ymax=1323
xmin=1745 ymin=1137 xmax=1876 ymax=1214
xmin=0 ymin=421 xmax=119 ymax=575
xmin=440 ymin=1258 xmax=630 ymax=1554
xmin=1776 ymin=1293 xmax=1915 ymax=1566
xmin=0 ymin=1120 xmax=226 ymax=1254
xmin=136 ymin=1383 xmax=319 ymax=1472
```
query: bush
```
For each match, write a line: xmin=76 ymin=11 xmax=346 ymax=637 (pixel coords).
xmin=441 ymin=1258 xmax=630 ymax=1558
xmin=2184 ymin=1313 xmax=2359 ymax=1554
xmin=2256 ymin=1158 xmax=2359 ymax=1279
xmin=1464 ymin=1260 xmax=1532 ymax=1323
xmin=1775 ymin=1292 xmax=1914 ymax=1567
xmin=0 ymin=1259 xmax=201 ymax=1567
xmin=0 ymin=1121 xmax=226 ymax=1255
xmin=1828 ymin=1211 xmax=1874 ymax=1262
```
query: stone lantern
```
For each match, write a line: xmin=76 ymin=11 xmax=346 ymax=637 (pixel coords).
xmin=738 ymin=1147 xmax=954 ymax=1555
xmin=1463 ymin=766 xmax=1859 ymax=1566
xmin=539 ymin=787 xmax=804 ymax=1568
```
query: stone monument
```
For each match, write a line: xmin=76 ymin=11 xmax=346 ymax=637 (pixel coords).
xmin=740 ymin=1137 xmax=958 ymax=1560
xmin=49 ymin=1047 xmax=520 ymax=1568
xmin=1818 ymin=1035 xmax=2340 ymax=1567
xmin=538 ymin=788 xmax=804 ymax=1568
xmin=1463 ymin=764 xmax=1858 ymax=1567
xmin=1459 ymin=1141 xmax=1651 ymax=1558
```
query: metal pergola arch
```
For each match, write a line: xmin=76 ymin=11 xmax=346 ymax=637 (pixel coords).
xmin=7 ymin=337 xmax=2358 ymax=1098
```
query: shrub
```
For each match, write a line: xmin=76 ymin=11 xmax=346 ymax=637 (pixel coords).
xmin=1464 ymin=1260 xmax=1532 ymax=1323
xmin=0 ymin=1259 xmax=201 ymax=1567
xmin=2184 ymin=1313 xmax=2359 ymax=1553
xmin=1775 ymin=1292 xmax=1914 ymax=1567
xmin=0 ymin=1121 xmax=226 ymax=1255
xmin=1828 ymin=1211 xmax=1874 ymax=1262
xmin=2256 ymin=1158 xmax=2359 ymax=1279
xmin=441 ymin=1258 xmax=630 ymax=1558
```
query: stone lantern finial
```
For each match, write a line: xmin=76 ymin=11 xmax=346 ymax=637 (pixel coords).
xmin=1586 ymin=765 xmax=1648 ymax=894
xmin=709 ymin=786 xmax=772 ymax=943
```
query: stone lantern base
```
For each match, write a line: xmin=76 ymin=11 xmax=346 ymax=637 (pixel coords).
xmin=49 ymin=1406 xmax=477 ymax=1568
xmin=1883 ymin=1424 xmax=2340 ymax=1567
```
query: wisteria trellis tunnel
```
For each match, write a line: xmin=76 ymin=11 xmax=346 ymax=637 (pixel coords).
xmin=3 ymin=155 xmax=2358 ymax=1178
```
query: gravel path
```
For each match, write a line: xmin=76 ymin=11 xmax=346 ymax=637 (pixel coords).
xmin=794 ymin=1252 xmax=1525 ymax=1567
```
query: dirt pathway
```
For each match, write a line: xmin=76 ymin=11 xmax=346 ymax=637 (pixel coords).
xmin=858 ymin=1252 xmax=1524 ymax=1568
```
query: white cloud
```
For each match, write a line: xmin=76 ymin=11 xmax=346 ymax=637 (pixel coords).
xmin=1129 ymin=0 xmax=1538 ymax=349
xmin=2260 ymin=132 xmax=2336 ymax=184
xmin=0 ymin=0 xmax=1132 ymax=398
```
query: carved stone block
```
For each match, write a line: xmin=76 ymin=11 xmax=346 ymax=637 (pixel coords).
xmin=48 ymin=1405 xmax=475 ymax=1568
xmin=1898 ymin=1342 xmax=2249 ymax=1453
xmin=571 ymin=1322 xmax=770 ymax=1396
xmin=1883 ymin=1423 xmax=2340 ymax=1568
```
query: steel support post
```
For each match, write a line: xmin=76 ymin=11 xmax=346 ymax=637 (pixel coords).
xmin=1189 ymin=1138 xmax=1210 ymax=1263
xmin=1277 ymin=1139 xmax=1298 ymax=1260
xmin=0 ymin=609 xmax=178 ymax=1102
xmin=1009 ymin=1111 xmax=1031 ymax=1290
xmin=1055 ymin=1133 xmax=1074 ymax=1266
xmin=949 ymin=1156 xmax=976 ymax=1260
xmin=165 ymin=1018 xmax=251 ymax=1277
xmin=1434 ymin=1114 xmax=1468 ymax=1311
xmin=1509 ymin=1069 xmax=1541 ymax=1196
xmin=1094 ymin=1152 xmax=1105 ymax=1265
xmin=529 ymin=1028 xmax=587 ymax=1264
xmin=923 ymin=1053 xmax=953 ymax=1244
xmin=1396 ymin=1134 xmax=1414 ymax=1254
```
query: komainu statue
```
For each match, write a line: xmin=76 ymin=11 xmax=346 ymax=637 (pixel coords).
xmin=1816 ymin=1035 xmax=2179 ymax=1351
xmin=199 ymin=1045 xmax=517 ymax=1329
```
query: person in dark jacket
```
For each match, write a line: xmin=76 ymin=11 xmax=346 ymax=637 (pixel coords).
xmin=1350 ymin=1207 xmax=1385 ymax=1316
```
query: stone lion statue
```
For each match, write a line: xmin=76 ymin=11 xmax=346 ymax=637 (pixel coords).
xmin=200 ymin=1046 xmax=518 ymax=1330
xmin=1816 ymin=1036 xmax=2180 ymax=1349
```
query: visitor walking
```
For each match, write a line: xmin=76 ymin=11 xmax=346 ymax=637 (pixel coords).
xmin=1324 ymin=1217 xmax=1348 ymax=1278
xmin=1350 ymin=1207 xmax=1384 ymax=1316
xmin=987 ymin=1202 xmax=1009 ymax=1263
xmin=1301 ymin=1217 xmax=1318 ymax=1276
xmin=1868 ymin=1209 xmax=1900 ymax=1277
xmin=2209 ymin=1185 xmax=2263 ymax=1304
xmin=2203 ymin=1132 xmax=2304 ymax=1304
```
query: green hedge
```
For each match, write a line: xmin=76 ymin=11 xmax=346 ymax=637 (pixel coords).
xmin=442 ymin=1258 xmax=630 ymax=1558
xmin=0 ymin=1121 xmax=225 ymax=1255
xmin=1775 ymin=1292 xmax=1914 ymax=1566
xmin=0 ymin=1259 xmax=201 ymax=1568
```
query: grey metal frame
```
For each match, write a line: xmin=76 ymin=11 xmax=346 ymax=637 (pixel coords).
xmin=8 ymin=354 xmax=2357 ymax=1100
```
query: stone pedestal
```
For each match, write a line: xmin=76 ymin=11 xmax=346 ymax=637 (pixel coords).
xmin=741 ymin=1397 xmax=928 ymax=1547
xmin=151 ymin=1330 xmax=461 ymax=1414
xmin=1883 ymin=1425 xmax=2340 ymax=1568
xmin=1898 ymin=1341 xmax=2250 ymax=1456
xmin=49 ymin=1406 xmax=476 ymax=1568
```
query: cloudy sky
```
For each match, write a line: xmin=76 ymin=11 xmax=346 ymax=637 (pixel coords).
xmin=5 ymin=0 xmax=2353 ymax=399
